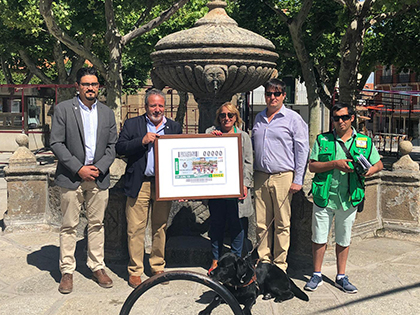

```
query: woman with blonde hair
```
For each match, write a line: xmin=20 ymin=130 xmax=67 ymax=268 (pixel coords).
xmin=205 ymin=102 xmax=254 ymax=274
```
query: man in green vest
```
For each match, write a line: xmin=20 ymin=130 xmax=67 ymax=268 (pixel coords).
xmin=304 ymin=102 xmax=383 ymax=294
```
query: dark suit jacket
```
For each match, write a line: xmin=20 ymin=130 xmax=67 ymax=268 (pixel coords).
xmin=116 ymin=114 xmax=182 ymax=198
xmin=50 ymin=97 xmax=117 ymax=190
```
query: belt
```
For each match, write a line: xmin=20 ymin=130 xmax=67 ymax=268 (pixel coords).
xmin=256 ymin=170 xmax=293 ymax=176
xmin=143 ymin=175 xmax=155 ymax=180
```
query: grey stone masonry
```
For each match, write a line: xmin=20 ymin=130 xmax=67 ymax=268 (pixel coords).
xmin=4 ymin=134 xmax=53 ymax=229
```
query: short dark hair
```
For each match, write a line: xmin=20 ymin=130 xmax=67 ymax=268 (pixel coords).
xmin=76 ymin=67 xmax=98 ymax=84
xmin=263 ymin=78 xmax=286 ymax=93
xmin=331 ymin=102 xmax=355 ymax=116
xmin=145 ymin=88 xmax=166 ymax=106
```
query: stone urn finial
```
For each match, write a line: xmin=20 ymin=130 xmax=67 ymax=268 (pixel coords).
xmin=150 ymin=0 xmax=279 ymax=131
xmin=392 ymin=140 xmax=419 ymax=171
xmin=151 ymin=0 xmax=278 ymax=98
xmin=7 ymin=134 xmax=37 ymax=168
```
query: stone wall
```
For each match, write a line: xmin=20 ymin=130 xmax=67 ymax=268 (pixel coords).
xmin=380 ymin=171 xmax=420 ymax=233
xmin=5 ymin=137 xmax=420 ymax=265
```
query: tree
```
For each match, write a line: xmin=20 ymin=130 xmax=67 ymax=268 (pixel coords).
xmin=0 ymin=0 xmax=93 ymax=101
xmin=39 ymin=0 xmax=191 ymax=125
xmin=365 ymin=6 xmax=420 ymax=74
xmin=231 ymin=0 xmax=420 ymax=145
xmin=231 ymin=0 xmax=343 ymax=145
xmin=333 ymin=0 xmax=419 ymax=105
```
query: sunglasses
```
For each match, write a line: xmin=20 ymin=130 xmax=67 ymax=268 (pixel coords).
xmin=265 ymin=91 xmax=283 ymax=97
xmin=219 ymin=112 xmax=235 ymax=119
xmin=332 ymin=114 xmax=352 ymax=122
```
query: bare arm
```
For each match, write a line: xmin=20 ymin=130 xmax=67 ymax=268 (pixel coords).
xmin=309 ymin=159 xmax=354 ymax=173
xmin=364 ymin=160 xmax=383 ymax=177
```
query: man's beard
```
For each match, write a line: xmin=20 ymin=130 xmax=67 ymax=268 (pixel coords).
xmin=149 ymin=113 xmax=163 ymax=124
xmin=85 ymin=91 xmax=96 ymax=101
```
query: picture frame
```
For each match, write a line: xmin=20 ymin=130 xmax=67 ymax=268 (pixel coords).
xmin=154 ymin=134 xmax=244 ymax=201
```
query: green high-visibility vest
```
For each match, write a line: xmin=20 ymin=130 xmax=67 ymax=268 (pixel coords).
xmin=312 ymin=132 xmax=373 ymax=208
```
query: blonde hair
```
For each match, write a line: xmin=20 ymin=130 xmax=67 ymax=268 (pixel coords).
xmin=214 ymin=102 xmax=243 ymax=128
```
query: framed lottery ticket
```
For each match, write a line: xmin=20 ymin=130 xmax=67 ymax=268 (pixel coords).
xmin=154 ymin=134 xmax=243 ymax=201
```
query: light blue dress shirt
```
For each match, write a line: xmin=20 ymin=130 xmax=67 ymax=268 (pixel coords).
xmin=144 ymin=116 xmax=167 ymax=177
xmin=78 ymin=98 xmax=98 ymax=165
xmin=252 ymin=105 xmax=309 ymax=185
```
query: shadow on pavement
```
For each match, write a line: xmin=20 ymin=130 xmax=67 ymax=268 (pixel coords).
xmin=196 ymin=290 xmax=217 ymax=305
xmin=26 ymin=238 xmax=92 ymax=283
xmin=316 ymin=281 xmax=420 ymax=314
xmin=27 ymin=244 xmax=61 ymax=282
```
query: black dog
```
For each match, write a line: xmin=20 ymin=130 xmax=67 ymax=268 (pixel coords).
xmin=199 ymin=252 xmax=309 ymax=315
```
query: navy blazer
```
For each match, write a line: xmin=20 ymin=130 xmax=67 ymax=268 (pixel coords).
xmin=116 ymin=114 xmax=182 ymax=198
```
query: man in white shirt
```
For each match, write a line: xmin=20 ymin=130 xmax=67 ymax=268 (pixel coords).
xmin=50 ymin=67 xmax=117 ymax=294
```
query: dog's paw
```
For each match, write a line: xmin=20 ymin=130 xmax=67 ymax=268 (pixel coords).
xmin=274 ymin=292 xmax=294 ymax=303
xmin=262 ymin=293 xmax=274 ymax=300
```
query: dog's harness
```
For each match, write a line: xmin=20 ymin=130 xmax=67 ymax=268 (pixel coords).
xmin=225 ymin=272 xmax=258 ymax=290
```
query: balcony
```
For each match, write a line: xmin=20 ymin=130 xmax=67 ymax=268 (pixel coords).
xmin=380 ymin=75 xmax=393 ymax=84
xmin=397 ymin=74 xmax=411 ymax=84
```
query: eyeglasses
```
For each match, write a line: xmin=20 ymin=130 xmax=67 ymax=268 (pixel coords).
xmin=80 ymin=82 xmax=99 ymax=88
xmin=332 ymin=114 xmax=352 ymax=122
xmin=219 ymin=112 xmax=235 ymax=119
xmin=265 ymin=91 xmax=283 ymax=97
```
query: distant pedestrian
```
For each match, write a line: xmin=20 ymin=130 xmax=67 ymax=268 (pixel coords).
xmin=50 ymin=67 xmax=117 ymax=294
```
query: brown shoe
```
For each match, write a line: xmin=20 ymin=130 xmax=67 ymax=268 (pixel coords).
xmin=153 ymin=270 xmax=169 ymax=285
xmin=92 ymin=269 xmax=113 ymax=288
xmin=58 ymin=273 xmax=73 ymax=294
xmin=128 ymin=275 xmax=142 ymax=288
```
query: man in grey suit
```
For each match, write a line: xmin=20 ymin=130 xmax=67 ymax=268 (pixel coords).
xmin=50 ymin=67 xmax=117 ymax=294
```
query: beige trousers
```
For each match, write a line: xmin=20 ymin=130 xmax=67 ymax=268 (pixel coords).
xmin=126 ymin=178 xmax=172 ymax=276
xmin=59 ymin=181 xmax=108 ymax=274
xmin=254 ymin=171 xmax=293 ymax=271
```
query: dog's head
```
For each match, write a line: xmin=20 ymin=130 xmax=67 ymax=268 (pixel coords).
xmin=210 ymin=253 xmax=255 ymax=287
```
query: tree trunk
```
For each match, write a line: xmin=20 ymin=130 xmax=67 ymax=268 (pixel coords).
xmin=1 ymin=57 xmax=14 ymax=84
xmin=338 ymin=16 xmax=366 ymax=106
xmin=288 ymin=22 xmax=322 ymax=148
xmin=104 ymin=0 xmax=123 ymax=129
xmin=105 ymin=73 xmax=123 ymax=131
xmin=175 ymin=90 xmax=188 ymax=128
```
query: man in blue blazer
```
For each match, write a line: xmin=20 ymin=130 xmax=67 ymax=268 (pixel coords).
xmin=51 ymin=67 xmax=117 ymax=294
xmin=116 ymin=88 xmax=182 ymax=288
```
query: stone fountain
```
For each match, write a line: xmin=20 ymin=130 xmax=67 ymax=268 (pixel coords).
xmin=151 ymin=0 xmax=279 ymax=131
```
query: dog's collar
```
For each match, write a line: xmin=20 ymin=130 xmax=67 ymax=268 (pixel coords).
xmin=243 ymin=273 xmax=257 ymax=287
xmin=225 ymin=273 xmax=257 ymax=290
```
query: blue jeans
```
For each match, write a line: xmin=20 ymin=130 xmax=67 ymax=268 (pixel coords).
xmin=208 ymin=198 xmax=244 ymax=260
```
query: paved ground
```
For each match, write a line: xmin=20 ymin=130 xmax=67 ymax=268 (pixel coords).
xmin=0 ymin=228 xmax=419 ymax=315
xmin=1 ymin=149 xmax=420 ymax=314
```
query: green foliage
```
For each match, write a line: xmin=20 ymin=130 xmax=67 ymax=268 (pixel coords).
xmin=230 ymin=0 xmax=343 ymax=85
xmin=121 ymin=0 xmax=208 ymax=94
xmin=0 ymin=0 xmax=93 ymax=84
xmin=368 ymin=7 xmax=420 ymax=73
xmin=230 ymin=0 xmax=420 ymax=97
xmin=2 ymin=0 xmax=419 ymax=92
